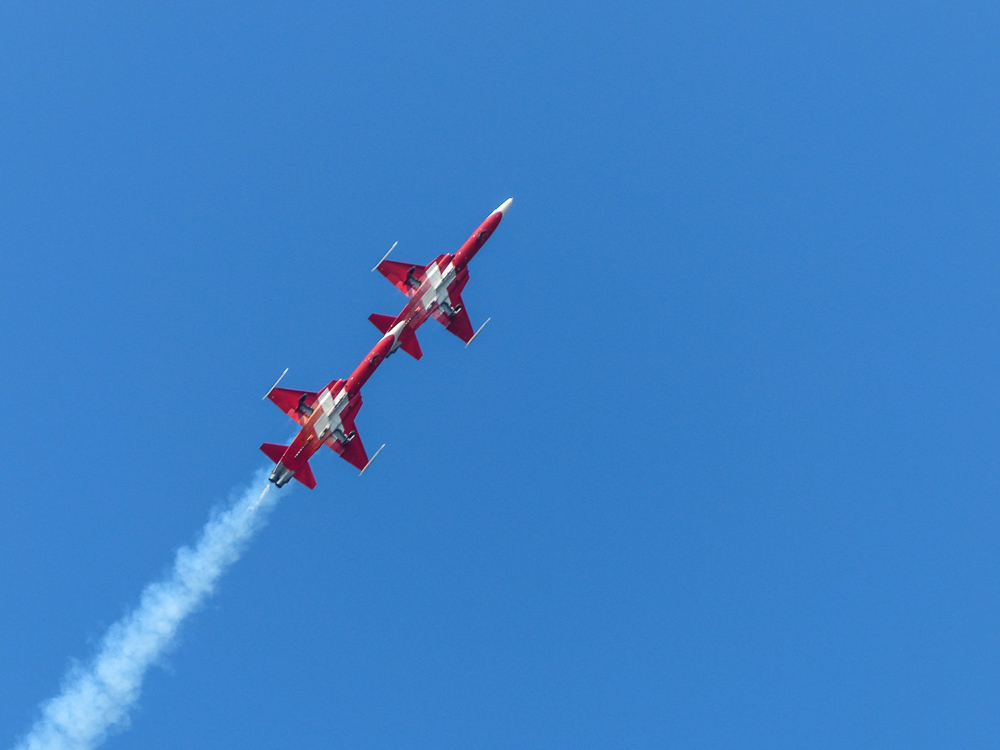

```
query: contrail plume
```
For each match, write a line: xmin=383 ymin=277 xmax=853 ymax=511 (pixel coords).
xmin=12 ymin=468 xmax=285 ymax=750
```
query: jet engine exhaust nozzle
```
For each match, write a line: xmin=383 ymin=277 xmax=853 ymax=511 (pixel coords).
xmin=269 ymin=462 xmax=295 ymax=488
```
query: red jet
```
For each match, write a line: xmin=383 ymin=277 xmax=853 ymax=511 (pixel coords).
xmin=368 ymin=198 xmax=513 ymax=354
xmin=260 ymin=319 xmax=413 ymax=488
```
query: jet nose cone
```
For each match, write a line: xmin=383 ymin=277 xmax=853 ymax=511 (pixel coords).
xmin=494 ymin=197 xmax=513 ymax=217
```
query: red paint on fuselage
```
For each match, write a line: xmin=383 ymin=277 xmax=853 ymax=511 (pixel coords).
xmin=345 ymin=331 xmax=394 ymax=395
xmin=453 ymin=210 xmax=504 ymax=270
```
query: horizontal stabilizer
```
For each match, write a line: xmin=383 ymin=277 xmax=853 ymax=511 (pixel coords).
xmin=400 ymin=332 xmax=423 ymax=359
xmin=260 ymin=442 xmax=287 ymax=464
xmin=368 ymin=312 xmax=396 ymax=334
xmin=294 ymin=461 xmax=317 ymax=489
xmin=376 ymin=259 xmax=426 ymax=297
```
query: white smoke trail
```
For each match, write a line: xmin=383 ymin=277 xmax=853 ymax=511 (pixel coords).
xmin=13 ymin=468 xmax=285 ymax=750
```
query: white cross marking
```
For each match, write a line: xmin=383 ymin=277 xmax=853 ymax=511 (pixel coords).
xmin=314 ymin=387 xmax=348 ymax=440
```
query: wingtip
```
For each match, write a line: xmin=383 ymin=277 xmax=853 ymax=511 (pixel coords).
xmin=372 ymin=241 xmax=398 ymax=272
xmin=494 ymin=198 xmax=513 ymax=217
xmin=359 ymin=444 xmax=386 ymax=476
xmin=263 ymin=368 xmax=289 ymax=400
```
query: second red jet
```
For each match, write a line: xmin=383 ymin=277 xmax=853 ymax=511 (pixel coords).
xmin=260 ymin=319 xmax=414 ymax=488
xmin=368 ymin=198 xmax=512 ymax=353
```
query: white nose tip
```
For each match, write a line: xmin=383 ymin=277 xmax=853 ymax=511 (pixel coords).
xmin=494 ymin=197 xmax=513 ymax=217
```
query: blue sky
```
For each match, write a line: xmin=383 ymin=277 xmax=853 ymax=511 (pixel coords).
xmin=2 ymin=1 xmax=1000 ymax=747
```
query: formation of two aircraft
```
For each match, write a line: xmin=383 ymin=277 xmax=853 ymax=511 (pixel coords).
xmin=259 ymin=198 xmax=514 ymax=490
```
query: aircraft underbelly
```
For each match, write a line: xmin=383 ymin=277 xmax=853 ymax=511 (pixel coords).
xmin=420 ymin=263 xmax=456 ymax=311
xmin=313 ymin=389 xmax=347 ymax=440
